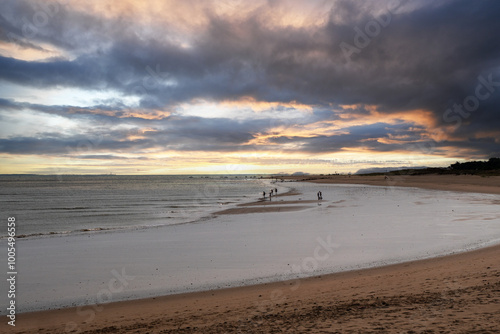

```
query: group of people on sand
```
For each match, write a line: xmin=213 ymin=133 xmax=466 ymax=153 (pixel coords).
xmin=263 ymin=188 xmax=278 ymax=200
xmin=262 ymin=189 xmax=324 ymax=201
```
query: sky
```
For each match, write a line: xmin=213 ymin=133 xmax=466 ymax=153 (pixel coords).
xmin=1 ymin=0 xmax=500 ymax=175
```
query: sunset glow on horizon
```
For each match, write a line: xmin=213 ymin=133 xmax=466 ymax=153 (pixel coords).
xmin=1 ymin=0 xmax=500 ymax=175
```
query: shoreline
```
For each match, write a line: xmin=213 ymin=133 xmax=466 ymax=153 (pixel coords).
xmin=5 ymin=174 xmax=500 ymax=333
xmin=8 ymin=243 xmax=500 ymax=333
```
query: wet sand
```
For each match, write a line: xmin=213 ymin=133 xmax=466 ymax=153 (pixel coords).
xmin=7 ymin=244 xmax=500 ymax=333
xmin=215 ymin=198 xmax=320 ymax=215
xmin=215 ymin=174 xmax=500 ymax=215
xmin=4 ymin=174 xmax=500 ymax=333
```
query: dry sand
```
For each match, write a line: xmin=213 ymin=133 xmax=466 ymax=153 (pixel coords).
xmin=5 ymin=174 xmax=500 ymax=333
xmin=289 ymin=173 xmax=500 ymax=195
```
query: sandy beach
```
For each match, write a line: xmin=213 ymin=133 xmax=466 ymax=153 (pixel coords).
xmin=8 ymin=244 xmax=500 ymax=333
xmin=4 ymin=174 xmax=500 ymax=333
xmin=288 ymin=174 xmax=500 ymax=195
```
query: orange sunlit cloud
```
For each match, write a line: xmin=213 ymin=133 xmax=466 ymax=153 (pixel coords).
xmin=220 ymin=97 xmax=313 ymax=113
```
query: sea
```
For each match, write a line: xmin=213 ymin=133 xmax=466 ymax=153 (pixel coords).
xmin=0 ymin=174 xmax=275 ymax=238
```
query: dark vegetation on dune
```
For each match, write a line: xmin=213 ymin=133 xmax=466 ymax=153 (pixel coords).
xmin=365 ymin=157 xmax=500 ymax=177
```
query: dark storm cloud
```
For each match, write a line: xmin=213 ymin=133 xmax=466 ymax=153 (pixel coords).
xmin=0 ymin=55 xmax=103 ymax=88
xmin=1 ymin=0 xmax=500 ymax=158
xmin=0 ymin=136 xmax=148 ymax=155
xmin=0 ymin=97 xmax=22 ymax=109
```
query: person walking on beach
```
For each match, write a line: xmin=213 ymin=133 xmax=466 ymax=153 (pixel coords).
xmin=263 ymin=191 xmax=266 ymax=199
xmin=275 ymin=188 xmax=278 ymax=196
xmin=317 ymin=191 xmax=323 ymax=200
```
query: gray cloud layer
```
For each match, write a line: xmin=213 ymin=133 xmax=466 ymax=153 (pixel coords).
xmin=1 ymin=0 xmax=500 ymax=161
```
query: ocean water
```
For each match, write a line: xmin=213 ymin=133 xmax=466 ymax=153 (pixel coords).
xmin=0 ymin=175 xmax=273 ymax=238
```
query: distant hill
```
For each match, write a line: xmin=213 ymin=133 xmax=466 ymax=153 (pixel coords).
xmin=291 ymin=171 xmax=310 ymax=176
xmin=355 ymin=166 xmax=428 ymax=175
